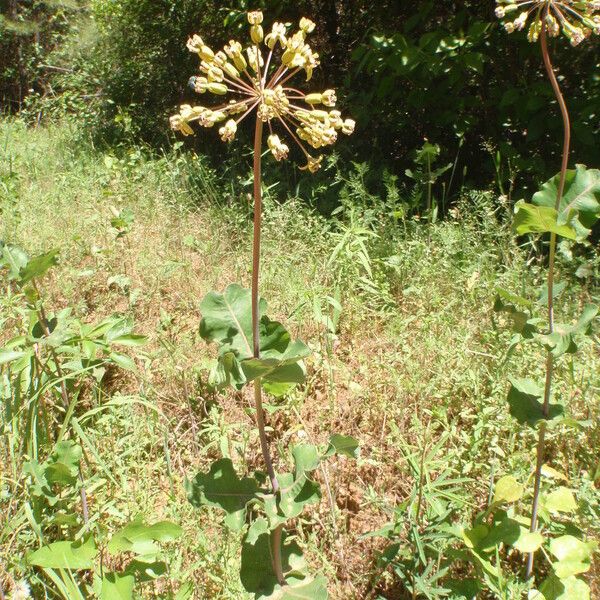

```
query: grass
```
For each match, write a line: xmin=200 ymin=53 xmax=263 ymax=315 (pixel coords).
xmin=1 ymin=118 xmax=599 ymax=599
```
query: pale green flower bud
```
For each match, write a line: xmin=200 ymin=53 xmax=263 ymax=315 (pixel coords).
xmin=305 ymin=93 xmax=323 ymax=105
xmin=194 ymin=77 xmax=208 ymax=93
xmin=208 ymin=82 xmax=228 ymax=95
xmin=251 ymin=24 xmax=264 ymax=44
xmin=257 ymin=103 xmax=276 ymax=122
xmin=223 ymin=62 xmax=240 ymax=79
xmin=179 ymin=104 xmax=194 ymax=119
xmin=225 ymin=40 xmax=248 ymax=71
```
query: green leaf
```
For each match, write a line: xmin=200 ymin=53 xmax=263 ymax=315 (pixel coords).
xmin=543 ymin=487 xmax=577 ymax=514
xmin=493 ymin=475 xmax=524 ymax=504
xmin=292 ymin=445 xmax=321 ymax=475
xmin=100 ymin=573 xmax=134 ymax=600
xmin=108 ymin=517 xmax=182 ymax=560
xmin=493 ymin=289 xmax=539 ymax=339
xmin=277 ymin=473 xmax=322 ymax=520
xmin=513 ymin=201 xmax=576 ymax=240
xmin=199 ymin=285 xmax=310 ymax=394
xmin=199 ymin=284 xmax=259 ymax=357
xmin=109 ymin=352 xmax=137 ymax=371
xmin=240 ymin=531 xmax=327 ymax=599
xmin=461 ymin=524 xmax=489 ymax=549
xmin=23 ymin=459 xmax=58 ymax=505
xmin=507 ymin=378 xmax=564 ymax=427
xmin=532 ymin=165 xmax=600 ymax=241
xmin=495 ymin=287 xmax=533 ymax=308
xmin=0 ymin=349 xmax=27 ymax=365
xmin=549 ymin=535 xmax=596 ymax=579
xmin=185 ymin=459 xmax=260 ymax=530
xmin=46 ymin=441 xmax=82 ymax=486
xmin=273 ymin=445 xmax=323 ymax=520
xmin=540 ymin=304 xmax=598 ymax=357
xmin=446 ymin=578 xmax=482 ymax=599
xmin=174 ymin=582 xmax=194 ymax=600
xmin=275 ymin=578 xmax=329 ymax=599
xmin=539 ymin=575 xmax=590 ymax=600
xmin=553 ymin=560 xmax=590 ymax=579
xmin=324 ymin=434 xmax=360 ymax=459
xmin=541 ymin=465 xmax=569 ymax=482
xmin=549 ymin=535 xmax=596 ymax=563
xmin=18 ymin=249 xmax=60 ymax=284
xmin=247 ymin=517 xmax=270 ymax=545
xmin=478 ymin=518 xmax=521 ymax=551
xmin=109 ymin=334 xmax=148 ymax=347
xmin=125 ymin=560 xmax=167 ymax=581
xmin=0 ymin=243 xmax=29 ymax=280
xmin=27 ymin=537 xmax=98 ymax=569
xmin=514 ymin=531 xmax=545 ymax=553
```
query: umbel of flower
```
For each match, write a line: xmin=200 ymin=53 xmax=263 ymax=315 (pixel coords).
xmin=170 ymin=10 xmax=355 ymax=173
xmin=495 ymin=0 xmax=600 ymax=45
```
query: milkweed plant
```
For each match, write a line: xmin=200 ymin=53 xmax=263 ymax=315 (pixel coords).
xmin=470 ymin=0 xmax=600 ymax=594
xmin=171 ymin=11 xmax=358 ymax=599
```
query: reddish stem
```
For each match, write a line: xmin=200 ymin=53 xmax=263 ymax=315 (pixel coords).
xmin=526 ymin=18 xmax=571 ymax=580
xmin=251 ymin=116 xmax=285 ymax=585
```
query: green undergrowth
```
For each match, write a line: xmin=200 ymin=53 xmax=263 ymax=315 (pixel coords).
xmin=1 ymin=119 xmax=598 ymax=598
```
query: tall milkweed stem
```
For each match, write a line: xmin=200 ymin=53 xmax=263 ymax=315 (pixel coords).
xmin=251 ymin=116 xmax=285 ymax=585
xmin=526 ymin=18 xmax=571 ymax=579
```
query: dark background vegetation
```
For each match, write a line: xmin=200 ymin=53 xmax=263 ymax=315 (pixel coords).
xmin=2 ymin=0 xmax=599 ymax=205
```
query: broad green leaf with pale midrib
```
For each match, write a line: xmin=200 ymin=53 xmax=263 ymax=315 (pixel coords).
xmin=533 ymin=164 xmax=600 ymax=241
xmin=513 ymin=201 xmax=576 ymax=240
xmin=108 ymin=517 xmax=182 ymax=557
xmin=506 ymin=378 xmax=564 ymax=427
xmin=540 ymin=304 xmax=598 ymax=358
xmin=27 ymin=537 xmax=97 ymax=569
xmin=186 ymin=458 xmax=261 ymax=530
xmin=199 ymin=284 xmax=310 ymax=394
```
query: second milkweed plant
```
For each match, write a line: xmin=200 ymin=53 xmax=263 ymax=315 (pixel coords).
xmin=490 ymin=0 xmax=600 ymax=593
xmin=171 ymin=10 xmax=358 ymax=599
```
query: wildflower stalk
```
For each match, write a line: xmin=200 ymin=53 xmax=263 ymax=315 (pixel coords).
xmin=251 ymin=116 xmax=285 ymax=585
xmin=526 ymin=18 xmax=571 ymax=579
xmin=171 ymin=13 xmax=355 ymax=589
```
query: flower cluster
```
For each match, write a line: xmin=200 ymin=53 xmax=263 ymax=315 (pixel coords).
xmin=170 ymin=11 xmax=355 ymax=173
xmin=495 ymin=0 xmax=600 ymax=45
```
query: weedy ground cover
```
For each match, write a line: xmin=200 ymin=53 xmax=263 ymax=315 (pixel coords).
xmin=0 ymin=118 xmax=599 ymax=598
